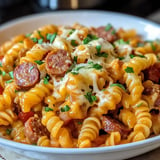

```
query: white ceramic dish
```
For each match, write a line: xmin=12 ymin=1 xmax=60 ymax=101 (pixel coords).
xmin=0 ymin=10 xmax=160 ymax=160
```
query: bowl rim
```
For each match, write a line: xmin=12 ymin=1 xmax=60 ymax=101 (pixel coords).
xmin=0 ymin=10 xmax=160 ymax=154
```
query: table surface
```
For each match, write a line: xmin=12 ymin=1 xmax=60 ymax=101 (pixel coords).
xmin=0 ymin=145 xmax=160 ymax=160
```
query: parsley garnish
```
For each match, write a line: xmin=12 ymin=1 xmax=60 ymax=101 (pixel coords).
xmin=77 ymin=121 xmax=82 ymax=125
xmin=105 ymin=24 xmax=112 ymax=31
xmin=31 ymin=37 xmax=38 ymax=43
xmin=0 ymin=70 xmax=6 ymax=76
xmin=29 ymin=66 xmax=34 ymax=72
xmin=34 ymin=60 xmax=44 ymax=65
xmin=6 ymin=128 xmax=12 ymax=135
xmin=15 ymin=90 xmax=19 ymax=93
xmin=69 ymin=29 xmax=75 ymax=35
xmin=46 ymin=33 xmax=57 ymax=43
xmin=73 ymin=56 xmax=78 ymax=63
xmin=111 ymin=30 xmax=116 ymax=35
xmin=130 ymin=54 xmax=145 ymax=59
xmin=45 ymin=107 xmax=53 ymax=112
xmin=84 ymin=92 xmax=97 ymax=104
xmin=83 ymin=34 xmax=98 ymax=44
xmin=9 ymin=71 xmax=14 ymax=79
xmin=110 ymin=83 xmax=126 ymax=91
xmin=61 ymin=105 xmax=70 ymax=112
xmin=71 ymin=66 xmax=84 ymax=75
xmin=118 ymin=57 xmax=125 ymax=60
xmin=116 ymin=39 xmax=129 ymax=45
xmin=96 ymin=45 xmax=101 ymax=53
xmin=6 ymin=79 xmax=13 ymax=83
xmin=135 ymin=102 xmax=143 ymax=108
xmin=89 ymin=62 xmax=103 ymax=70
xmin=0 ymin=62 xmax=2 ymax=67
xmin=43 ymin=74 xmax=50 ymax=84
xmin=150 ymin=42 xmax=156 ymax=51
xmin=71 ymin=40 xmax=78 ymax=46
xmin=37 ymin=30 xmax=44 ymax=39
xmin=96 ymin=52 xmax=108 ymax=58
xmin=38 ymin=38 xmax=43 ymax=44
xmin=125 ymin=67 xmax=134 ymax=73
xmin=25 ymin=33 xmax=31 ymax=37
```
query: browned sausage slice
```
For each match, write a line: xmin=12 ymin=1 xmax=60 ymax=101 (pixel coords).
xmin=46 ymin=49 xmax=72 ymax=76
xmin=102 ymin=116 xmax=131 ymax=139
xmin=24 ymin=117 xmax=49 ymax=144
xmin=144 ymin=63 xmax=160 ymax=83
xmin=14 ymin=62 xmax=40 ymax=89
xmin=96 ymin=26 xmax=117 ymax=43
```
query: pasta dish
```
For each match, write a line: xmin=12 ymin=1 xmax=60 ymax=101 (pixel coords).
xmin=0 ymin=23 xmax=160 ymax=148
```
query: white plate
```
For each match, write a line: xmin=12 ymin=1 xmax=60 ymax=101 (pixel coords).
xmin=0 ymin=10 xmax=160 ymax=160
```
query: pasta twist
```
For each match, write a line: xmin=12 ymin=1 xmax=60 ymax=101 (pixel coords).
xmin=37 ymin=136 xmax=50 ymax=147
xmin=78 ymin=117 xmax=101 ymax=148
xmin=2 ymin=43 xmax=26 ymax=72
xmin=128 ymin=100 xmax=152 ymax=142
xmin=105 ymin=132 xmax=121 ymax=146
xmin=96 ymin=86 xmax=123 ymax=116
xmin=0 ymin=34 xmax=25 ymax=56
xmin=119 ymin=108 xmax=136 ymax=128
xmin=42 ymin=109 xmax=73 ymax=148
xmin=0 ymin=82 xmax=18 ymax=111
xmin=0 ymin=109 xmax=17 ymax=126
xmin=11 ymin=120 xmax=27 ymax=143
xmin=19 ymin=81 xmax=53 ymax=112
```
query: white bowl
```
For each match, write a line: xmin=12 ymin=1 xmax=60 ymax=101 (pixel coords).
xmin=0 ymin=10 xmax=160 ymax=160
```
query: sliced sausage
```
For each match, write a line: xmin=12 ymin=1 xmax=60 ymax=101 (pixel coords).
xmin=14 ymin=62 xmax=40 ymax=89
xmin=46 ymin=49 xmax=72 ymax=76
xmin=102 ymin=115 xmax=131 ymax=139
xmin=96 ymin=26 xmax=117 ymax=43
xmin=24 ymin=116 xmax=49 ymax=144
xmin=144 ymin=63 xmax=160 ymax=83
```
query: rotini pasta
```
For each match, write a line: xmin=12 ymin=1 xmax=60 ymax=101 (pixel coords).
xmin=0 ymin=23 xmax=160 ymax=148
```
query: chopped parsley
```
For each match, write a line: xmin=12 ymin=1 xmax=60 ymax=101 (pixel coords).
xmin=45 ymin=107 xmax=53 ymax=112
xmin=135 ymin=102 xmax=143 ymax=108
xmin=6 ymin=128 xmax=12 ymax=135
xmin=77 ymin=121 xmax=82 ymax=125
xmin=88 ymin=62 xmax=103 ymax=70
xmin=83 ymin=34 xmax=98 ymax=44
xmin=37 ymin=30 xmax=44 ymax=39
xmin=0 ymin=62 xmax=2 ymax=67
xmin=25 ymin=33 xmax=32 ymax=37
xmin=0 ymin=70 xmax=6 ymax=76
xmin=125 ymin=66 xmax=134 ymax=73
xmin=61 ymin=105 xmax=70 ymax=112
xmin=73 ymin=56 xmax=78 ymax=63
xmin=71 ymin=40 xmax=78 ymax=46
xmin=31 ymin=37 xmax=38 ymax=43
xmin=96 ymin=52 xmax=108 ymax=58
xmin=71 ymin=66 xmax=85 ymax=75
xmin=15 ymin=90 xmax=19 ymax=93
xmin=9 ymin=71 xmax=14 ymax=79
xmin=38 ymin=38 xmax=43 ymax=44
xmin=29 ymin=66 xmax=34 ymax=72
xmin=150 ymin=42 xmax=156 ymax=51
xmin=96 ymin=45 xmax=101 ymax=53
xmin=116 ymin=39 xmax=129 ymax=45
xmin=6 ymin=79 xmax=13 ymax=83
xmin=34 ymin=60 xmax=44 ymax=65
xmin=69 ymin=29 xmax=75 ymax=35
xmin=105 ymin=24 xmax=112 ymax=31
xmin=84 ymin=92 xmax=97 ymax=104
xmin=111 ymin=30 xmax=116 ymax=35
xmin=110 ymin=83 xmax=126 ymax=91
xmin=118 ymin=57 xmax=125 ymax=60
xmin=43 ymin=74 xmax=50 ymax=84
xmin=129 ymin=54 xmax=145 ymax=59
xmin=46 ymin=33 xmax=57 ymax=43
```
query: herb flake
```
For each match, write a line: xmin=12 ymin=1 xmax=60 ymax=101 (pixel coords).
xmin=34 ymin=60 xmax=44 ymax=65
xmin=61 ymin=105 xmax=70 ymax=112
xmin=84 ymin=92 xmax=97 ymax=104
xmin=46 ymin=33 xmax=57 ymax=43
xmin=9 ymin=71 xmax=14 ymax=79
xmin=125 ymin=67 xmax=134 ymax=73
xmin=105 ymin=24 xmax=112 ymax=31
xmin=6 ymin=128 xmax=12 ymax=135
xmin=45 ymin=107 xmax=53 ymax=112
xmin=110 ymin=83 xmax=126 ymax=91
xmin=71 ymin=40 xmax=78 ymax=46
xmin=43 ymin=74 xmax=50 ymax=84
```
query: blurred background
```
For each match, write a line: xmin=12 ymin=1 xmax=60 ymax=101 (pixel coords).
xmin=0 ymin=0 xmax=160 ymax=25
